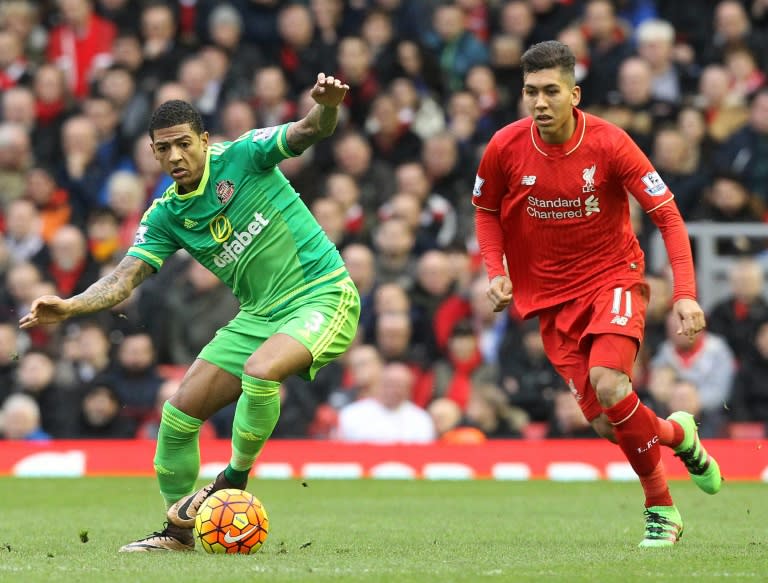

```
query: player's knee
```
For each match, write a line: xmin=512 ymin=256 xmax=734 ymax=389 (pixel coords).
xmin=243 ymin=358 xmax=281 ymax=381
xmin=590 ymin=414 xmax=617 ymax=443
xmin=589 ymin=366 xmax=631 ymax=408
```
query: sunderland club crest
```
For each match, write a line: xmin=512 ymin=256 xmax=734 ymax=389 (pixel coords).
xmin=216 ymin=179 xmax=235 ymax=204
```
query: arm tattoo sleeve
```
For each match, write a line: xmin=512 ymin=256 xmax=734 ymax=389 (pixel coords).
xmin=287 ymin=104 xmax=339 ymax=153
xmin=69 ymin=256 xmax=153 ymax=316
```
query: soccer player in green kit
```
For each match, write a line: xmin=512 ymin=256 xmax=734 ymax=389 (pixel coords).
xmin=19 ymin=73 xmax=361 ymax=552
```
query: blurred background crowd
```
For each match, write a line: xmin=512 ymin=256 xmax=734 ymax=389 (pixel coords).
xmin=2 ymin=0 xmax=768 ymax=444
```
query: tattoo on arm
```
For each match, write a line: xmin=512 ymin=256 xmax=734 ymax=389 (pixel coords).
xmin=69 ymin=256 xmax=153 ymax=316
xmin=287 ymin=104 xmax=339 ymax=153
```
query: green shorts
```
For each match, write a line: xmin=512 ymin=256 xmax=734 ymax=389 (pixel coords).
xmin=198 ymin=276 xmax=360 ymax=381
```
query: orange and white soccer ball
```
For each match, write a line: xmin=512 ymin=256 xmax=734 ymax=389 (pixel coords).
xmin=194 ymin=488 xmax=269 ymax=554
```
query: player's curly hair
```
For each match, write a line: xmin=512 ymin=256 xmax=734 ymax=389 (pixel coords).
xmin=149 ymin=100 xmax=204 ymax=139
xmin=521 ymin=40 xmax=576 ymax=86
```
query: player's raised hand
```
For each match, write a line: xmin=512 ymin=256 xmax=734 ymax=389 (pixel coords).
xmin=673 ymin=298 xmax=706 ymax=340
xmin=487 ymin=275 xmax=513 ymax=312
xmin=310 ymin=73 xmax=349 ymax=108
xmin=19 ymin=295 xmax=74 ymax=329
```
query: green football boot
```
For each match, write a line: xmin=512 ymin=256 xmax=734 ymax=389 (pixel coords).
xmin=638 ymin=505 xmax=683 ymax=548
xmin=667 ymin=411 xmax=723 ymax=494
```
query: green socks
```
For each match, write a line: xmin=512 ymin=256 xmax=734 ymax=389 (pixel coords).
xmin=154 ymin=401 xmax=203 ymax=508
xmin=229 ymin=374 xmax=281 ymax=474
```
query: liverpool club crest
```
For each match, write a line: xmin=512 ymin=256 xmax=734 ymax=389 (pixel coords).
xmin=216 ymin=180 xmax=235 ymax=204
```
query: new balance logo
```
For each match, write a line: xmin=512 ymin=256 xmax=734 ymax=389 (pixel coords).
xmin=585 ymin=194 xmax=600 ymax=216
xmin=521 ymin=175 xmax=537 ymax=185
xmin=183 ymin=218 xmax=198 ymax=229
xmin=610 ymin=315 xmax=628 ymax=326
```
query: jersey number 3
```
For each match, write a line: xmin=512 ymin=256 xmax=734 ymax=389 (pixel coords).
xmin=304 ymin=311 xmax=325 ymax=333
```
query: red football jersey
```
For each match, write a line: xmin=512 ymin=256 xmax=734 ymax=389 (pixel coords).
xmin=473 ymin=109 xmax=681 ymax=318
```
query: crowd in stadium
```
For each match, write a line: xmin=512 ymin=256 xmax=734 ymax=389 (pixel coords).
xmin=1 ymin=0 xmax=768 ymax=443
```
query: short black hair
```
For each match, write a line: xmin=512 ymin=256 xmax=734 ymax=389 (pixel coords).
xmin=149 ymin=100 xmax=204 ymax=139
xmin=521 ymin=40 xmax=576 ymax=86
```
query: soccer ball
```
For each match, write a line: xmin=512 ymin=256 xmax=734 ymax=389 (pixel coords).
xmin=194 ymin=488 xmax=269 ymax=554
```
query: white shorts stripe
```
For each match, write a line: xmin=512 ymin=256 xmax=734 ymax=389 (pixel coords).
xmin=624 ymin=290 xmax=632 ymax=317
xmin=611 ymin=287 xmax=622 ymax=314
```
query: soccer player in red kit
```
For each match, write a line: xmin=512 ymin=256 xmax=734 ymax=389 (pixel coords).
xmin=474 ymin=41 xmax=722 ymax=547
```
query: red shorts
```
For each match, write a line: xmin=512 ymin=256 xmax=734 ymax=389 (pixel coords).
xmin=538 ymin=281 xmax=649 ymax=421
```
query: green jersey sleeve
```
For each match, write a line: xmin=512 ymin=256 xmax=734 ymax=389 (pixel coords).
xmin=125 ymin=198 xmax=180 ymax=271
xmin=238 ymin=124 xmax=300 ymax=170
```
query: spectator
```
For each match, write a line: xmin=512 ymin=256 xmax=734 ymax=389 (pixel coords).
xmin=332 ymin=130 xmax=396 ymax=211
xmin=417 ymin=318 xmax=498 ymax=410
xmin=547 ymin=388 xmax=597 ymax=438
xmin=328 ymin=344 xmax=383 ymax=410
xmin=691 ymin=172 xmax=765 ymax=255
xmin=3 ymin=261 xmax=43 ymax=320
xmin=44 ymin=224 xmax=102 ymax=297
xmin=635 ymin=18 xmax=697 ymax=106
xmin=730 ymin=318 xmax=768 ymax=423
xmin=325 ymin=172 xmax=368 ymax=241
xmin=707 ymin=257 xmax=768 ymax=357
xmin=0 ymin=122 xmax=33 ymax=204
xmin=371 ymin=217 xmax=417 ymax=288
xmin=677 ymin=105 xmax=718 ymax=175
xmin=138 ymin=1 xmax=188 ymax=94
xmin=12 ymin=349 xmax=74 ymax=437
xmin=59 ymin=320 xmax=112 ymax=385
xmin=428 ymin=3 xmax=489 ymax=93
xmin=0 ymin=322 xmax=21 ymax=404
xmin=365 ymin=93 xmax=423 ymax=166
xmin=0 ymin=27 xmax=32 ymax=90
xmin=336 ymin=361 xmax=435 ymax=443
xmin=104 ymin=170 xmax=145 ymax=252
xmin=0 ymin=393 xmax=50 ymax=441
xmin=703 ymin=0 xmax=768 ymax=69
xmin=724 ymin=44 xmax=766 ymax=102
xmin=164 ymin=260 xmax=240 ymax=365
xmin=251 ymin=66 xmax=296 ymax=129
xmin=23 ymin=165 xmax=72 ymax=244
xmin=650 ymin=311 xmax=735 ymax=432
xmin=695 ymin=64 xmax=749 ymax=144
xmin=580 ymin=0 xmax=633 ymax=107
xmin=30 ymin=64 xmax=71 ymax=163
xmin=715 ymin=88 xmax=768 ymax=203
xmin=336 ymin=36 xmax=380 ymax=129
xmin=69 ymin=380 xmax=136 ymax=438
xmin=46 ymin=0 xmax=116 ymax=98
xmin=651 ymin=127 xmax=709 ymax=219
xmin=57 ymin=115 xmax=111 ymax=224
xmin=393 ymin=39 xmax=445 ymax=99
xmin=4 ymin=198 xmax=47 ymax=265
xmin=464 ymin=382 xmax=524 ymax=438
xmin=499 ymin=318 xmax=560 ymax=422
xmin=602 ymin=57 xmax=676 ymax=154
xmin=206 ymin=4 xmax=264 ymax=97
xmin=361 ymin=8 xmax=398 ymax=84
xmin=219 ymin=99 xmax=256 ymax=142
xmin=107 ymin=332 xmax=164 ymax=424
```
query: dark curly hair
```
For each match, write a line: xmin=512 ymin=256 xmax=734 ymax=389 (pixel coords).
xmin=521 ymin=40 xmax=576 ymax=86
xmin=148 ymin=100 xmax=204 ymax=139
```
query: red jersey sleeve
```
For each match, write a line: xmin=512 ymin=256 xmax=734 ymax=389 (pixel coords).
xmin=611 ymin=130 xmax=697 ymax=301
xmin=472 ymin=137 xmax=506 ymax=212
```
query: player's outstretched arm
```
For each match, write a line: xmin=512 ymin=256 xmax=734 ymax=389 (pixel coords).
xmin=286 ymin=73 xmax=349 ymax=154
xmin=19 ymin=256 xmax=154 ymax=329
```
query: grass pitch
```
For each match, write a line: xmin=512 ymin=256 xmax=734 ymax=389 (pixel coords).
xmin=0 ymin=477 xmax=765 ymax=582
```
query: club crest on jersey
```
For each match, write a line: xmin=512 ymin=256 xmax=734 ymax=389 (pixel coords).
xmin=216 ymin=180 xmax=235 ymax=204
xmin=582 ymin=164 xmax=596 ymax=193
xmin=641 ymin=171 xmax=667 ymax=196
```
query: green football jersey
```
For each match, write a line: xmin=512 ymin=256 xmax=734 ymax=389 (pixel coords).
xmin=127 ymin=123 xmax=346 ymax=315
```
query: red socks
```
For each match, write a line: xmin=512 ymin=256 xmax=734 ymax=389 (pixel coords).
xmin=604 ymin=392 xmax=673 ymax=507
